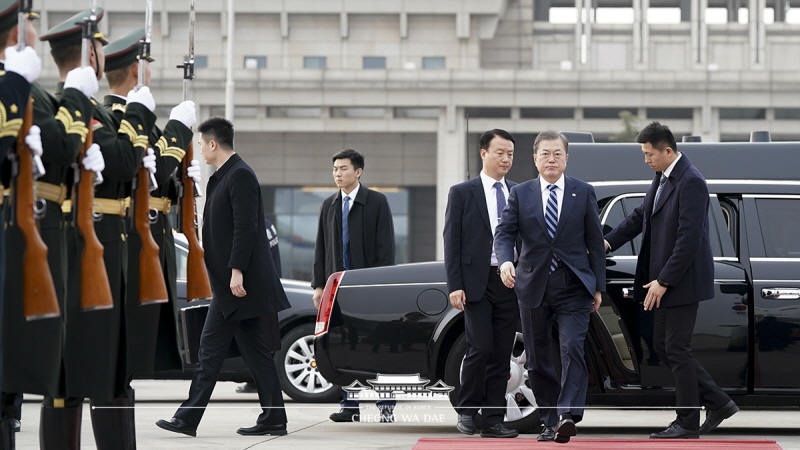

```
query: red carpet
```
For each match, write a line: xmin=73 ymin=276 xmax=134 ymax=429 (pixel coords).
xmin=412 ymin=438 xmax=782 ymax=449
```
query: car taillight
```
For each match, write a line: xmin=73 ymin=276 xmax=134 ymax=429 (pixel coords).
xmin=315 ymin=271 xmax=343 ymax=336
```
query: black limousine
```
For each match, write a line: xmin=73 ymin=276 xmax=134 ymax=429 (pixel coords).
xmin=315 ymin=134 xmax=800 ymax=431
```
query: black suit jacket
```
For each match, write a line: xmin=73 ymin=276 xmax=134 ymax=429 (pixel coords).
xmin=203 ymin=153 xmax=290 ymax=322
xmin=443 ymin=176 xmax=517 ymax=302
xmin=495 ymin=176 xmax=606 ymax=309
xmin=605 ymin=154 xmax=714 ymax=306
xmin=312 ymin=184 xmax=395 ymax=289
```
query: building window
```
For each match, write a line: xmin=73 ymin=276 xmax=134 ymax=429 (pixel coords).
xmin=330 ymin=107 xmax=385 ymax=118
xmin=647 ymin=108 xmax=693 ymax=119
xmin=363 ymin=56 xmax=386 ymax=69
xmin=209 ymin=105 xmax=225 ymax=117
xmin=774 ymin=108 xmax=800 ymax=120
xmin=583 ymin=107 xmax=638 ymax=119
xmin=186 ymin=55 xmax=208 ymax=68
xmin=234 ymin=106 xmax=259 ymax=118
xmin=394 ymin=107 xmax=439 ymax=119
xmin=422 ymin=57 xmax=445 ymax=70
xmin=520 ymin=108 xmax=574 ymax=119
xmin=719 ymin=108 xmax=766 ymax=120
xmin=464 ymin=107 xmax=511 ymax=119
xmin=244 ymin=56 xmax=267 ymax=69
xmin=304 ymin=56 xmax=327 ymax=69
xmin=268 ymin=107 xmax=322 ymax=118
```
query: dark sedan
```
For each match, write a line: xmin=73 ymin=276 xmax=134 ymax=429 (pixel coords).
xmin=137 ymin=234 xmax=340 ymax=403
xmin=315 ymin=139 xmax=800 ymax=430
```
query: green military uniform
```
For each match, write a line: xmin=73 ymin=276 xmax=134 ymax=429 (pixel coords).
xmin=103 ymin=28 xmax=193 ymax=378
xmin=0 ymin=3 xmax=32 ymax=444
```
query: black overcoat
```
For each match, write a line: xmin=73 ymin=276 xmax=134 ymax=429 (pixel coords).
xmin=202 ymin=154 xmax=289 ymax=346
xmin=311 ymin=184 xmax=395 ymax=289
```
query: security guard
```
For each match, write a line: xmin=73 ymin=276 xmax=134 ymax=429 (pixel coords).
xmin=103 ymin=29 xmax=196 ymax=380
xmin=40 ymin=8 xmax=155 ymax=450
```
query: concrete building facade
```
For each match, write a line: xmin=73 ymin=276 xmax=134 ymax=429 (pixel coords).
xmin=33 ymin=0 xmax=800 ymax=278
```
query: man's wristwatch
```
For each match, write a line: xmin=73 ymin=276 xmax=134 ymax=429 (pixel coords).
xmin=657 ymin=279 xmax=669 ymax=288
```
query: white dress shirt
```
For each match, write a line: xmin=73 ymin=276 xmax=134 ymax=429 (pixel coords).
xmin=540 ymin=174 xmax=566 ymax=221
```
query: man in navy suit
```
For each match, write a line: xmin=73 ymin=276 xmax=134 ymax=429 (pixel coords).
xmin=495 ymin=130 xmax=604 ymax=443
xmin=444 ymin=129 xmax=519 ymax=439
xmin=604 ymin=122 xmax=737 ymax=439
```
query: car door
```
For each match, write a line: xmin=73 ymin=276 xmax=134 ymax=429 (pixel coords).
xmin=741 ymin=195 xmax=800 ymax=391
xmin=600 ymin=193 xmax=749 ymax=391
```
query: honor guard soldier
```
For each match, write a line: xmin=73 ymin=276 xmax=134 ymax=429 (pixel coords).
xmin=102 ymin=29 xmax=196 ymax=380
xmin=1 ymin=2 xmax=99 ymax=449
xmin=40 ymin=8 xmax=155 ymax=450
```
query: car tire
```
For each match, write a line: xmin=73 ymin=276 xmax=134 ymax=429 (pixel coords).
xmin=275 ymin=323 xmax=341 ymax=403
xmin=443 ymin=332 xmax=541 ymax=433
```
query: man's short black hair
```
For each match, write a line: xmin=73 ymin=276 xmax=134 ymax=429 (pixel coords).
xmin=533 ymin=130 xmax=569 ymax=154
xmin=198 ymin=117 xmax=234 ymax=149
xmin=479 ymin=129 xmax=515 ymax=151
xmin=332 ymin=148 xmax=364 ymax=171
xmin=636 ymin=121 xmax=678 ymax=153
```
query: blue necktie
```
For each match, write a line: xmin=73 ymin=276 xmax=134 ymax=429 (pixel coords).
xmin=493 ymin=181 xmax=506 ymax=224
xmin=342 ymin=195 xmax=352 ymax=270
xmin=546 ymin=184 xmax=559 ymax=273
xmin=653 ymin=174 xmax=667 ymax=209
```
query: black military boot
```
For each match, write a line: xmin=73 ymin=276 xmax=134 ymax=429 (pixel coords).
xmin=0 ymin=417 xmax=15 ymax=450
xmin=40 ymin=399 xmax=83 ymax=450
xmin=90 ymin=389 xmax=136 ymax=450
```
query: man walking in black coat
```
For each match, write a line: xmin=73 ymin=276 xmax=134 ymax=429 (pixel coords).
xmin=444 ymin=129 xmax=519 ymax=439
xmin=156 ymin=117 xmax=291 ymax=437
xmin=312 ymin=148 xmax=396 ymax=423
xmin=604 ymin=122 xmax=737 ymax=439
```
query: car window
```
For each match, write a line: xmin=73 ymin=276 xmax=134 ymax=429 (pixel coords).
xmin=755 ymin=198 xmax=800 ymax=257
xmin=600 ymin=196 xmax=637 ymax=256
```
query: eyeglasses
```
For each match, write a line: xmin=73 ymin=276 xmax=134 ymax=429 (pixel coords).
xmin=537 ymin=151 xmax=566 ymax=160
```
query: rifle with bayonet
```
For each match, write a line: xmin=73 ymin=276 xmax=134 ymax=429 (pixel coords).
xmin=177 ymin=0 xmax=212 ymax=301
xmin=133 ymin=0 xmax=168 ymax=305
xmin=74 ymin=1 xmax=113 ymax=311
xmin=13 ymin=0 xmax=60 ymax=320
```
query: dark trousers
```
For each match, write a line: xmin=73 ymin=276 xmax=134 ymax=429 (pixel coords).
xmin=653 ymin=303 xmax=731 ymax=431
xmin=520 ymin=266 xmax=593 ymax=427
xmin=175 ymin=299 xmax=287 ymax=428
xmin=456 ymin=269 xmax=518 ymax=426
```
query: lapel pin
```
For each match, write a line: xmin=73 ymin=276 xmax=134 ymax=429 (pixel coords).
xmin=572 ymin=193 xmax=576 ymax=197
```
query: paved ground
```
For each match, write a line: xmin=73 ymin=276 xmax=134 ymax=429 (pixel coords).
xmin=12 ymin=380 xmax=800 ymax=449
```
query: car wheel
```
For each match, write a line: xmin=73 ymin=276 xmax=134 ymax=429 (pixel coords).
xmin=443 ymin=332 xmax=541 ymax=432
xmin=275 ymin=323 xmax=341 ymax=403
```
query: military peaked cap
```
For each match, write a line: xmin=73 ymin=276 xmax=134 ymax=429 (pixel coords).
xmin=104 ymin=27 xmax=154 ymax=72
xmin=0 ymin=0 xmax=39 ymax=35
xmin=40 ymin=8 xmax=108 ymax=50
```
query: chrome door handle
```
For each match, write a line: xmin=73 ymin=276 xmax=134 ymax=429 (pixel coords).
xmin=761 ymin=288 xmax=800 ymax=300
xmin=622 ymin=287 xmax=634 ymax=299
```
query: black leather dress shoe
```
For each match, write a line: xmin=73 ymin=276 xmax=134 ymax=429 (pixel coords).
xmin=236 ymin=423 xmax=288 ymax=436
xmin=650 ymin=422 xmax=699 ymax=439
xmin=538 ymin=425 xmax=556 ymax=441
xmin=699 ymin=400 xmax=739 ymax=434
xmin=155 ymin=417 xmax=197 ymax=437
xmin=555 ymin=413 xmax=577 ymax=443
xmin=479 ymin=423 xmax=519 ymax=438
xmin=329 ymin=408 xmax=360 ymax=423
xmin=456 ymin=414 xmax=474 ymax=435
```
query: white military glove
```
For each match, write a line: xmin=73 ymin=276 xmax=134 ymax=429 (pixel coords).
xmin=142 ymin=148 xmax=156 ymax=174
xmin=64 ymin=66 xmax=99 ymax=99
xmin=4 ymin=46 xmax=41 ymax=83
xmin=25 ymin=125 xmax=43 ymax=158
xmin=170 ymin=101 xmax=196 ymax=129
xmin=82 ymin=143 xmax=105 ymax=173
xmin=187 ymin=159 xmax=201 ymax=184
xmin=126 ymin=86 xmax=156 ymax=112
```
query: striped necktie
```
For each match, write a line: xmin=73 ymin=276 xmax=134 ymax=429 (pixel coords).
xmin=342 ymin=195 xmax=352 ymax=270
xmin=546 ymin=184 xmax=559 ymax=273
xmin=493 ymin=181 xmax=506 ymax=224
xmin=653 ymin=174 xmax=667 ymax=209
